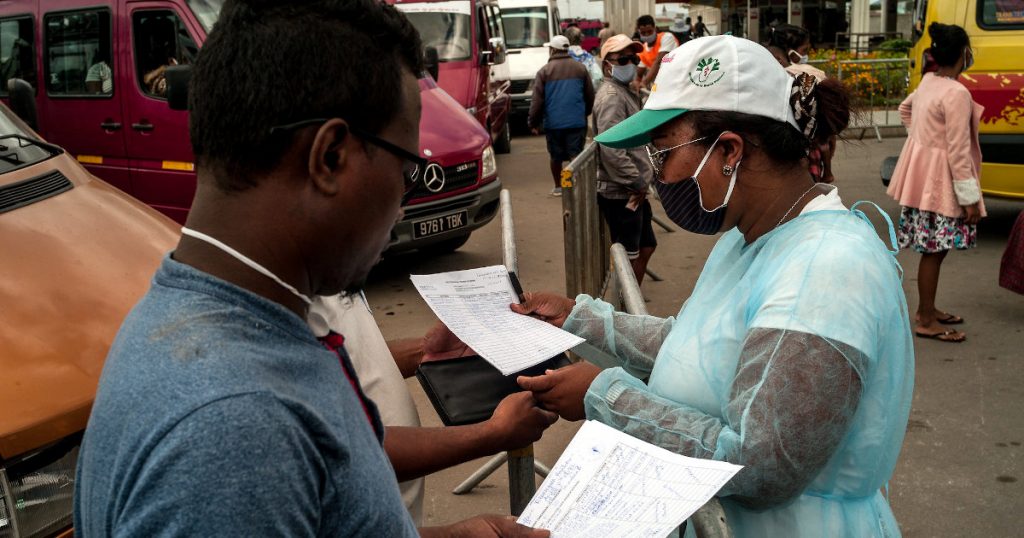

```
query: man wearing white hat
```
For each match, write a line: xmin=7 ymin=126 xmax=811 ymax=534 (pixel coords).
xmin=528 ymin=34 xmax=595 ymax=196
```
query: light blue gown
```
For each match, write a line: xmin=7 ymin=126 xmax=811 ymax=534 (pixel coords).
xmin=566 ymin=203 xmax=914 ymax=537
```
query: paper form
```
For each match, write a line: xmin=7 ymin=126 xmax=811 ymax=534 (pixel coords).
xmin=518 ymin=421 xmax=743 ymax=538
xmin=410 ymin=266 xmax=585 ymax=375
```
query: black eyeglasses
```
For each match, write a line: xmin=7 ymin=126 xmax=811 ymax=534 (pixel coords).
xmin=269 ymin=118 xmax=427 ymax=203
xmin=607 ymin=54 xmax=640 ymax=66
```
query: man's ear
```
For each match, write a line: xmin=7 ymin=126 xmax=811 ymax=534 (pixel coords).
xmin=308 ymin=118 xmax=352 ymax=196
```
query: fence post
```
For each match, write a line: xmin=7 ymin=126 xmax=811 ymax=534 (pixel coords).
xmin=561 ymin=143 xmax=601 ymax=298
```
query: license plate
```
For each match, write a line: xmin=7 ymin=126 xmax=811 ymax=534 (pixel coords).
xmin=413 ymin=210 xmax=468 ymax=239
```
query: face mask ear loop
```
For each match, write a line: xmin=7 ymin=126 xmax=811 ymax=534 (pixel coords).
xmin=694 ymin=132 xmax=734 ymax=212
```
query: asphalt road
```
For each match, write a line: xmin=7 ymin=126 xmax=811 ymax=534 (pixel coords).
xmin=363 ymin=133 xmax=1023 ymax=536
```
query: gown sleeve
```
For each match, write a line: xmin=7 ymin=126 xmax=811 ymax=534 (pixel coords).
xmin=562 ymin=294 xmax=675 ymax=379
xmin=584 ymin=327 xmax=865 ymax=510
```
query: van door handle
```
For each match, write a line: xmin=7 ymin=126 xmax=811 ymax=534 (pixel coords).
xmin=131 ymin=122 xmax=155 ymax=132
xmin=100 ymin=121 xmax=122 ymax=130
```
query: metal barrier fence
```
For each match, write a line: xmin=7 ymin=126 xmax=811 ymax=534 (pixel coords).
xmin=808 ymin=57 xmax=910 ymax=141
xmin=834 ymin=32 xmax=905 ymax=54
xmin=562 ymin=143 xmax=732 ymax=538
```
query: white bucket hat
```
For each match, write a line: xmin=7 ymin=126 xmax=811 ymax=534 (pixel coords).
xmin=595 ymin=35 xmax=799 ymax=148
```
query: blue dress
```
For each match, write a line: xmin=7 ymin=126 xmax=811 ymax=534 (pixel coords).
xmin=566 ymin=204 xmax=914 ymax=537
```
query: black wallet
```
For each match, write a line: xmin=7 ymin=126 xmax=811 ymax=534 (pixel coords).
xmin=415 ymin=353 xmax=572 ymax=426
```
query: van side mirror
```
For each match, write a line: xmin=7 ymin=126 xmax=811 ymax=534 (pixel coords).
xmin=165 ymin=65 xmax=192 ymax=111
xmin=7 ymin=78 xmax=37 ymax=131
xmin=424 ymin=46 xmax=440 ymax=82
xmin=485 ymin=37 xmax=506 ymax=66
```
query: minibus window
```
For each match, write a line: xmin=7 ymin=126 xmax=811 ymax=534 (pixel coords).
xmin=187 ymin=0 xmax=224 ymax=33
xmin=132 ymin=11 xmax=198 ymax=99
xmin=502 ymin=7 xmax=550 ymax=49
xmin=978 ymin=0 xmax=1024 ymax=29
xmin=44 ymin=10 xmax=113 ymax=97
xmin=0 ymin=16 xmax=36 ymax=96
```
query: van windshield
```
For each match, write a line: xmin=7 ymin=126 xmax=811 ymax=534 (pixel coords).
xmin=394 ymin=3 xmax=473 ymax=62
xmin=187 ymin=0 xmax=224 ymax=33
xmin=503 ymin=7 xmax=550 ymax=49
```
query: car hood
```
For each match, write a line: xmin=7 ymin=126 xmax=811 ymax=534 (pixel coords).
xmin=418 ymin=76 xmax=490 ymax=165
xmin=0 ymin=154 xmax=179 ymax=459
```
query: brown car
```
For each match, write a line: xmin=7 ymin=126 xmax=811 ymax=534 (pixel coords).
xmin=0 ymin=102 xmax=178 ymax=538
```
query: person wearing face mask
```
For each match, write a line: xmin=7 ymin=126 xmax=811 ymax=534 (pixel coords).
xmin=72 ymin=1 xmax=553 ymax=537
xmin=513 ymin=36 xmax=915 ymax=538
xmin=887 ymin=22 xmax=985 ymax=343
xmin=592 ymin=35 xmax=657 ymax=285
xmin=767 ymin=24 xmax=826 ymax=81
xmin=636 ymin=14 xmax=678 ymax=89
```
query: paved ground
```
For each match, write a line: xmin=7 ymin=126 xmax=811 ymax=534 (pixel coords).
xmin=364 ymin=133 xmax=1024 ymax=536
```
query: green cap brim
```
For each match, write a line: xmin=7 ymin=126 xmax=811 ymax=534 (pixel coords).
xmin=594 ymin=108 xmax=689 ymax=148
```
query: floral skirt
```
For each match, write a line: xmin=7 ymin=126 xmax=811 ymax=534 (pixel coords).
xmin=897 ymin=206 xmax=977 ymax=254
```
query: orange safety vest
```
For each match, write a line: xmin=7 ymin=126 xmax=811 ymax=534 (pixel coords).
xmin=638 ymin=32 xmax=669 ymax=68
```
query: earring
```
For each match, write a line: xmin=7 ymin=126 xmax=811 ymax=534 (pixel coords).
xmin=722 ymin=165 xmax=733 ymax=175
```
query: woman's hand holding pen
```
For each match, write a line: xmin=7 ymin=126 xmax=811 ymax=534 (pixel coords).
xmin=510 ymin=292 xmax=576 ymax=328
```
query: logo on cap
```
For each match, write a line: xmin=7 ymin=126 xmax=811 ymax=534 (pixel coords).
xmin=689 ymin=57 xmax=724 ymax=87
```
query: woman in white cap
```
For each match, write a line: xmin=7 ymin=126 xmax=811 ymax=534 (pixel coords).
xmin=516 ymin=35 xmax=913 ymax=537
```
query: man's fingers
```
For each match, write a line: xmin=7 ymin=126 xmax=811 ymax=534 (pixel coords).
xmin=494 ymin=517 xmax=550 ymax=538
xmin=517 ymin=374 xmax=555 ymax=392
xmin=534 ymin=406 xmax=559 ymax=424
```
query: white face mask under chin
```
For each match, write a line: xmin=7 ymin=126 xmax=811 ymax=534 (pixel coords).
xmin=180 ymin=227 xmax=314 ymax=306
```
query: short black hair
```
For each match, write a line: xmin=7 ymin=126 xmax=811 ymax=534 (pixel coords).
xmin=768 ymin=24 xmax=809 ymax=51
xmin=636 ymin=15 xmax=655 ymax=27
xmin=189 ymin=0 xmax=424 ymax=192
xmin=928 ymin=22 xmax=970 ymax=67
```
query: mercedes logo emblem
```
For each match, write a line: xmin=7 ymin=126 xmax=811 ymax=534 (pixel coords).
xmin=423 ymin=163 xmax=446 ymax=193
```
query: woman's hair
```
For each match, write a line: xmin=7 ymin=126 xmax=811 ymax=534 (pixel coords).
xmin=767 ymin=24 xmax=809 ymax=52
xmin=928 ymin=22 xmax=970 ymax=67
xmin=686 ymin=74 xmax=850 ymax=163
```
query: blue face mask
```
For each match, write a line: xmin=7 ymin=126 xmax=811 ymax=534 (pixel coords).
xmin=651 ymin=134 xmax=739 ymax=235
xmin=611 ymin=63 xmax=637 ymax=84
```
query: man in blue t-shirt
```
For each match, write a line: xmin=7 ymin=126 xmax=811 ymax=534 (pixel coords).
xmin=72 ymin=1 xmax=552 ymax=537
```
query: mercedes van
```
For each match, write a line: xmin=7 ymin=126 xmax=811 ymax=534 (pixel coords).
xmin=0 ymin=0 xmax=502 ymax=252
xmin=908 ymin=0 xmax=1024 ymax=199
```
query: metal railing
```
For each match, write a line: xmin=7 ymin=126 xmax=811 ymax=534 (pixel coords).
xmin=809 ymin=57 xmax=910 ymax=141
xmin=835 ymin=31 xmax=905 ymax=54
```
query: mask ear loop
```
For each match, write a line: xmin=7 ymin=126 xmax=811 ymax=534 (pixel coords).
xmin=695 ymin=132 xmax=740 ymax=212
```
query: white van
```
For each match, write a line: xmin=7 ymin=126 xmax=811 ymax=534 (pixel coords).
xmin=499 ymin=0 xmax=560 ymax=122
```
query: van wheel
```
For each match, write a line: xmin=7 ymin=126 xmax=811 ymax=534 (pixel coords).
xmin=422 ymin=233 xmax=471 ymax=254
xmin=493 ymin=121 xmax=512 ymax=154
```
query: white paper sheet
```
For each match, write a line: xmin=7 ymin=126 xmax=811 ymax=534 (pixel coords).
xmin=410 ymin=266 xmax=585 ymax=375
xmin=518 ymin=421 xmax=743 ymax=538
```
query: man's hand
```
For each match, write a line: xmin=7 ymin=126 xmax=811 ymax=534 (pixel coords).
xmin=963 ymin=203 xmax=982 ymax=225
xmin=626 ymin=191 xmax=647 ymax=211
xmin=425 ymin=515 xmax=549 ymax=538
xmin=484 ymin=392 xmax=558 ymax=450
xmin=509 ymin=292 xmax=576 ymax=328
xmin=518 ymin=361 xmax=602 ymax=422
xmin=422 ymin=321 xmax=475 ymax=362
xmin=530 ymin=127 xmax=541 ymax=136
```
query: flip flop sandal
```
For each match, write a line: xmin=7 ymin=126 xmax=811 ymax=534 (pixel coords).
xmin=936 ymin=312 xmax=964 ymax=325
xmin=914 ymin=329 xmax=966 ymax=343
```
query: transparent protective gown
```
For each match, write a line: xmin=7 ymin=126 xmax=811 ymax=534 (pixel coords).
xmin=565 ymin=207 xmax=914 ymax=537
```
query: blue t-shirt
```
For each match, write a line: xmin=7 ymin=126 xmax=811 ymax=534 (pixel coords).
xmin=73 ymin=256 xmax=417 ymax=537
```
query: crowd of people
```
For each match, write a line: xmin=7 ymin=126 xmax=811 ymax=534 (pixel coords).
xmin=70 ymin=1 xmax=1020 ymax=537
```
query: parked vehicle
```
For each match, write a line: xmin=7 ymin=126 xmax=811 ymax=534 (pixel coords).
xmin=560 ymin=18 xmax=603 ymax=54
xmin=0 ymin=0 xmax=501 ymax=252
xmin=498 ymin=0 xmax=560 ymax=121
xmin=0 ymin=99 xmax=179 ymax=538
xmin=392 ymin=0 xmax=513 ymax=156
xmin=905 ymin=0 xmax=1024 ymax=199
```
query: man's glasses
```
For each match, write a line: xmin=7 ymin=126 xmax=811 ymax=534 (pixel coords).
xmin=269 ymin=118 xmax=427 ymax=203
xmin=645 ymin=136 xmax=707 ymax=180
xmin=608 ymin=54 xmax=640 ymax=66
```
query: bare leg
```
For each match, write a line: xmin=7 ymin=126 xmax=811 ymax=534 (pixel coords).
xmin=630 ymin=246 xmax=656 ymax=286
xmin=549 ymin=160 xmax=562 ymax=189
xmin=916 ymin=250 xmax=964 ymax=340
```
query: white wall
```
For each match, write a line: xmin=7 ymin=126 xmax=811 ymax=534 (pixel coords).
xmin=557 ymin=0 xmax=604 ymax=20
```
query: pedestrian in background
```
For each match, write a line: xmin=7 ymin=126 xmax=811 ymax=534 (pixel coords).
xmin=564 ymin=26 xmax=603 ymax=90
xmin=693 ymin=15 xmax=710 ymax=37
xmin=636 ymin=14 xmax=678 ymax=88
xmin=529 ymin=35 xmax=595 ymax=197
xmin=593 ymin=35 xmax=656 ymax=285
xmin=669 ymin=17 xmax=691 ymax=46
xmin=598 ymin=21 xmax=614 ymax=47
xmin=887 ymin=22 xmax=985 ymax=343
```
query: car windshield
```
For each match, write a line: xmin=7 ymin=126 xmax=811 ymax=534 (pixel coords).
xmin=395 ymin=3 xmax=473 ymax=62
xmin=0 ymin=113 xmax=59 ymax=172
xmin=187 ymin=0 xmax=224 ymax=33
xmin=503 ymin=7 xmax=549 ymax=48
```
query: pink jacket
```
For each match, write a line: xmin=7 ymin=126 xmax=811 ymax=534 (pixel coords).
xmin=887 ymin=73 xmax=986 ymax=218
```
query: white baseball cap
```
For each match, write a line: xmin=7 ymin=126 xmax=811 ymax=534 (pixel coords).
xmin=595 ymin=35 xmax=799 ymax=148
xmin=544 ymin=35 xmax=570 ymax=51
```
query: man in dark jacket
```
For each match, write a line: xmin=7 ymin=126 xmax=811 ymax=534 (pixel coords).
xmin=528 ymin=35 xmax=595 ymax=196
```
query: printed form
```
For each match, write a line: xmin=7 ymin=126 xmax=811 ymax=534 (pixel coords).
xmin=518 ymin=421 xmax=742 ymax=538
xmin=410 ymin=266 xmax=584 ymax=375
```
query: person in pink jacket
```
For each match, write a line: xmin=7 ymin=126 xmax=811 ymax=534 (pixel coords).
xmin=887 ymin=22 xmax=985 ymax=343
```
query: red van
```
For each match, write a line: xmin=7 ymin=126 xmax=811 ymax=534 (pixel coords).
xmin=0 ymin=0 xmax=502 ymax=253
xmin=392 ymin=0 xmax=513 ymax=155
